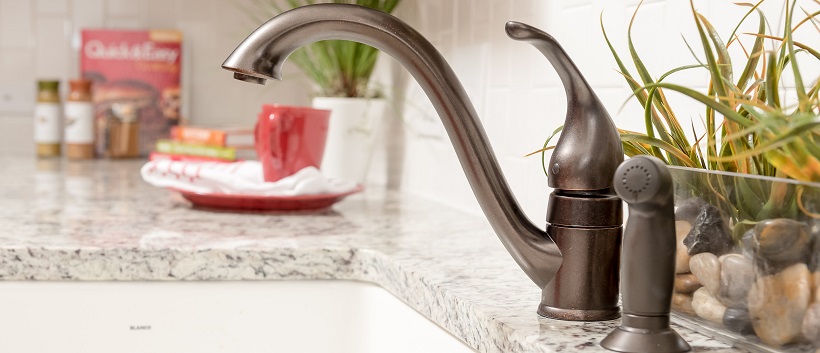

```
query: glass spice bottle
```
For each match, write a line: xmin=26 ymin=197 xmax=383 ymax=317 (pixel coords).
xmin=64 ymin=79 xmax=95 ymax=159
xmin=108 ymin=103 xmax=140 ymax=158
xmin=34 ymin=80 xmax=62 ymax=158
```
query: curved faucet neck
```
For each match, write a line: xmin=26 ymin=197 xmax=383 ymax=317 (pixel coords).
xmin=222 ymin=4 xmax=561 ymax=289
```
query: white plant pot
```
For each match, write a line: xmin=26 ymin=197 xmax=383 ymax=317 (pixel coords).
xmin=312 ymin=97 xmax=387 ymax=184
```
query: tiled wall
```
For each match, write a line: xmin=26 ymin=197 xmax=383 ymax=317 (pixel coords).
xmin=394 ymin=0 xmax=818 ymax=223
xmin=0 ymin=0 xmax=817 ymax=223
xmin=0 ymin=0 xmax=312 ymax=156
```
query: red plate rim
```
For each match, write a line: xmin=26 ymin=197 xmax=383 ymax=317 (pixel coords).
xmin=169 ymin=184 xmax=365 ymax=201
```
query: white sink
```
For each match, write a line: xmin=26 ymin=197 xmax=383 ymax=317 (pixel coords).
xmin=0 ymin=280 xmax=477 ymax=353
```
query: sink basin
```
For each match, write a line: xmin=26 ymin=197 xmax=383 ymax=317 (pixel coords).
xmin=0 ymin=280 xmax=477 ymax=353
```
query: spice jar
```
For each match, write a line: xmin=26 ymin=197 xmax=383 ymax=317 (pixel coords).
xmin=107 ymin=103 xmax=140 ymax=158
xmin=34 ymin=80 xmax=62 ymax=158
xmin=64 ymin=79 xmax=95 ymax=159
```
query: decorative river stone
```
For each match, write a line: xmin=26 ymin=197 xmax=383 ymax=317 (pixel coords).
xmin=675 ymin=273 xmax=701 ymax=294
xmin=814 ymin=271 xmax=820 ymax=304
xmin=741 ymin=229 xmax=756 ymax=260
xmin=748 ymin=263 xmax=811 ymax=347
xmin=723 ymin=307 xmax=754 ymax=335
xmin=802 ymin=303 xmax=820 ymax=346
xmin=692 ymin=287 xmax=726 ymax=324
xmin=675 ymin=197 xmax=707 ymax=222
xmin=718 ymin=254 xmax=755 ymax=308
xmin=754 ymin=219 xmax=810 ymax=268
xmin=811 ymin=226 xmax=819 ymax=272
xmin=690 ymin=252 xmax=721 ymax=296
xmin=682 ymin=203 xmax=734 ymax=256
xmin=672 ymin=293 xmax=696 ymax=316
xmin=676 ymin=221 xmax=692 ymax=273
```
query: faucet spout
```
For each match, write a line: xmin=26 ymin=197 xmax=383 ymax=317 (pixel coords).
xmin=222 ymin=3 xmax=561 ymax=288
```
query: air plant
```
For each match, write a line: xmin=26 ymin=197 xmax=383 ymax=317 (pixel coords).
xmin=236 ymin=0 xmax=401 ymax=98
xmin=537 ymin=0 xmax=820 ymax=236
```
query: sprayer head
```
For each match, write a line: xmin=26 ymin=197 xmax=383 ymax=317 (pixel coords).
xmin=613 ymin=156 xmax=672 ymax=206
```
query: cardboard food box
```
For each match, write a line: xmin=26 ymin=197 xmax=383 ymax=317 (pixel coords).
xmin=80 ymin=29 xmax=182 ymax=157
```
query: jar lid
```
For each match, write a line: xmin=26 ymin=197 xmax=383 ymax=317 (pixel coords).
xmin=69 ymin=79 xmax=92 ymax=94
xmin=37 ymin=80 xmax=60 ymax=93
xmin=111 ymin=103 xmax=139 ymax=122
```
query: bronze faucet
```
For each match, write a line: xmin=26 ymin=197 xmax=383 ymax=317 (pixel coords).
xmin=223 ymin=4 xmax=624 ymax=321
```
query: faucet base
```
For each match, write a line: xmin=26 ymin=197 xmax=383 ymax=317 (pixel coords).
xmin=600 ymin=314 xmax=690 ymax=353
xmin=538 ymin=225 xmax=622 ymax=322
xmin=537 ymin=304 xmax=620 ymax=321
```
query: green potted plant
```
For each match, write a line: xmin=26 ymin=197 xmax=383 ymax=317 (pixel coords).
xmin=536 ymin=0 xmax=819 ymax=350
xmin=238 ymin=0 xmax=402 ymax=183
xmin=604 ymin=0 xmax=820 ymax=350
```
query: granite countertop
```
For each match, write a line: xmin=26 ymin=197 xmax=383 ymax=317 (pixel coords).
xmin=0 ymin=158 xmax=740 ymax=353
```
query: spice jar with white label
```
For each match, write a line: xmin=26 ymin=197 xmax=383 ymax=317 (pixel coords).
xmin=64 ymin=79 xmax=95 ymax=159
xmin=34 ymin=80 xmax=62 ymax=158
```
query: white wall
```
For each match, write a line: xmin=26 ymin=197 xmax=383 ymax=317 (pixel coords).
xmin=0 ymin=0 xmax=313 ymax=156
xmin=0 ymin=0 xmax=817 ymax=225
xmin=392 ymin=0 xmax=819 ymax=225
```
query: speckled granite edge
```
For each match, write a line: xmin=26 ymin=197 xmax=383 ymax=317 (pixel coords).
xmin=0 ymin=246 xmax=527 ymax=352
xmin=0 ymin=158 xmax=741 ymax=353
xmin=0 ymin=246 xmax=737 ymax=353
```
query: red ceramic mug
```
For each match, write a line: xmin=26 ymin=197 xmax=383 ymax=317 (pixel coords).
xmin=255 ymin=105 xmax=331 ymax=182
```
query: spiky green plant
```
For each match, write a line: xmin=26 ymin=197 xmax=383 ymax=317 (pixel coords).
xmin=604 ymin=0 xmax=820 ymax=182
xmin=237 ymin=0 xmax=401 ymax=98
xmin=536 ymin=0 xmax=820 ymax=235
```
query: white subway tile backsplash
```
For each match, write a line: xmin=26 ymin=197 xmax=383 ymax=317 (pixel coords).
xmin=455 ymin=0 xmax=472 ymax=46
xmin=36 ymin=0 xmax=68 ymax=14
xmin=561 ymin=0 xmax=595 ymax=10
xmin=472 ymin=0 xmax=490 ymax=24
xmin=0 ymin=81 xmax=35 ymax=114
xmin=105 ymin=17 xmax=143 ymax=29
xmin=144 ymin=0 xmax=179 ymax=28
xmin=35 ymin=17 xmax=69 ymax=80
xmin=523 ymin=155 xmax=551 ymax=224
xmin=484 ymin=87 xmax=510 ymax=142
xmin=487 ymin=0 xmax=511 ymax=88
xmin=107 ymin=0 xmax=145 ymax=17
xmin=72 ymin=0 xmax=105 ymax=29
xmin=0 ymin=116 xmax=34 ymax=156
xmin=623 ymin=2 xmax=665 ymax=78
xmin=393 ymin=0 xmax=797 ymax=215
xmin=524 ymin=87 xmax=560 ymax=148
xmin=438 ymin=0 xmax=455 ymax=33
xmin=529 ymin=0 xmax=553 ymax=33
xmin=506 ymin=86 xmax=541 ymax=157
xmin=510 ymin=0 xmax=535 ymax=23
xmin=175 ymin=0 xmax=210 ymax=21
xmin=0 ymin=0 xmax=34 ymax=48
xmin=0 ymin=0 xmax=809 ymax=217
xmin=0 ymin=48 xmax=35 ymax=81
xmin=597 ymin=86 xmax=645 ymax=134
xmin=660 ymin=1 xmax=710 ymax=87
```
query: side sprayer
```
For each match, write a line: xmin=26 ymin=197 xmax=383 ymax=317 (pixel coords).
xmin=601 ymin=156 xmax=690 ymax=353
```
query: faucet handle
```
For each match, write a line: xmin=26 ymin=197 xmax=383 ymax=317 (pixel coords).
xmin=505 ymin=22 xmax=622 ymax=192
xmin=601 ymin=156 xmax=690 ymax=353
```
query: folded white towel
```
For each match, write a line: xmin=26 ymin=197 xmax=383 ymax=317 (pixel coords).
xmin=140 ymin=160 xmax=358 ymax=196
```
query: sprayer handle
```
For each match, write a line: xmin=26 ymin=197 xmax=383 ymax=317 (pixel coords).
xmin=614 ymin=156 xmax=676 ymax=316
xmin=602 ymin=156 xmax=690 ymax=353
